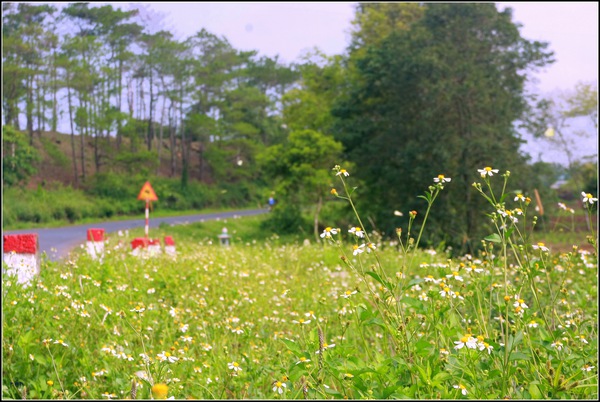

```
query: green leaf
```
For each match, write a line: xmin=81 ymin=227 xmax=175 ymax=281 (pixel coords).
xmin=509 ymin=352 xmax=531 ymax=361
xmin=529 ymin=383 xmax=544 ymax=399
xmin=507 ymin=331 xmax=523 ymax=351
xmin=382 ymin=385 xmax=400 ymax=399
xmin=504 ymin=227 xmax=515 ymax=240
xmin=432 ymin=372 xmax=451 ymax=384
xmin=403 ymin=277 xmax=425 ymax=290
xmin=323 ymin=387 xmax=343 ymax=397
xmin=365 ymin=271 xmax=393 ymax=291
xmin=280 ymin=339 xmax=302 ymax=356
xmin=484 ymin=233 xmax=502 ymax=243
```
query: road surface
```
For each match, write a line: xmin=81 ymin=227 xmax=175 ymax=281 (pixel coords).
xmin=2 ymin=208 xmax=268 ymax=262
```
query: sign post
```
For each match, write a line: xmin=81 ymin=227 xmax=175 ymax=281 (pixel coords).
xmin=137 ymin=181 xmax=158 ymax=241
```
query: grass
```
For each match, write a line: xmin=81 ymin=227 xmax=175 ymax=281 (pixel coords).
xmin=2 ymin=166 xmax=598 ymax=400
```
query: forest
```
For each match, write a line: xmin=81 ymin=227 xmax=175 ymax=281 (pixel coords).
xmin=2 ymin=2 xmax=597 ymax=252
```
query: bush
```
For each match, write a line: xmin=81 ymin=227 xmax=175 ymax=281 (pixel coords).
xmin=260 ymin=203 xmax=307 ymax=235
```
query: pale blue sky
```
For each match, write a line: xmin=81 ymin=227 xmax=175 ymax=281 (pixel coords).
xmin=138 ymin=2 xmax=598 ymax=95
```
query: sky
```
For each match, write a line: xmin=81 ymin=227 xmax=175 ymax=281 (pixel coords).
xmin=136 ymin=2 xmax=598 ymax=95
xmin=132 ymin=1 xmax=598 ymax=166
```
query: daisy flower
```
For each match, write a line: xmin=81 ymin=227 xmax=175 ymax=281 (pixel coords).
xmin=513 ymin=296 xmax=528 ymax=309
xmin=157 ymin=351 xmax=178 ymax=363
xmin=320 ymin=227 xmax=339 ymax=239
xmin=581 ymin=192 xmax=598 ymax=205
xmin=228 ymin=361 xmax=242 ymax=373
xmin=434 ymin=174 xmax=451 ymax=183
xmin=348 ymin=226 xmax=365 ymax=238
xmin=292 ymin=318 xmax=311 ymax=325
xmin=273 ymin=381 xmax=287 ymax=394
xmin=478 ymin=166 xmax=499 ymax=177
xmin=453 ymin=384 xmax=468 ymax=395
xmin=352 ymin=244 xmax=365 ymax=256
xmin=340 ymin=290 xmax=357 ymax=299
xmin=336 ymin=169 xmax=349 ymax=177
xmin=446 ymin=271 xmax=464 ymax=281
xmin=532 ymin=242 xmax=549 ymax=252
xmin=514 ymin=193 xmax=526 ymax=202
xmin=458 ymin=334 xmax=478 ymax=350
xmin=582 ymin=364 xmax=595 ymax=372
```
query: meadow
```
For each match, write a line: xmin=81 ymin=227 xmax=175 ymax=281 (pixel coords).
xmin=2 ymin=166 xmax=598 ymax=399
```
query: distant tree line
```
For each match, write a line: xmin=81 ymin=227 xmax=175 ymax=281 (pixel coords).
xmin=5 ymin=2 xmax=595 ymax=251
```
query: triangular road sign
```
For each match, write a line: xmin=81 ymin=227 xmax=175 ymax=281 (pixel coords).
xmin=137 ymin=181 xmax=158 ymax=201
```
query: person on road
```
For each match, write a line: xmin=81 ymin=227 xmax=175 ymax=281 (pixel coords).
xmin=268 ymin=194 xmax=276 ymax=211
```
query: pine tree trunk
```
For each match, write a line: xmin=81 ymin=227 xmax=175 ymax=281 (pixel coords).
xmin=66 ymin=75 xmax=79 ymax=187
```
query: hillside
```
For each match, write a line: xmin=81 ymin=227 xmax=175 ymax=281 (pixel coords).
xmin=26 ymin=131 xmax=207 ymax=190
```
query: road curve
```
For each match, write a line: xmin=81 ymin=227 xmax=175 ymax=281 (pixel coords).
xmin=2 ymin=208 xmax=268 ymax=262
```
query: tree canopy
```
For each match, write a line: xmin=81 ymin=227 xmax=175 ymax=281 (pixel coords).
xmin=332 ymin=3 xmax=555 ymax=251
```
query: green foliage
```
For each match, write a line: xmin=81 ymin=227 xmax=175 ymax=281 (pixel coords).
xmin=349 ymin=3 xmax=424 ymax=51
xmin=561 ymin=161 xmax=598 ymax=197
xmin=2 ymin=184 xmax=99 ymax=226
xmin=259 ymin=129 xmax=343 ymax=201
xmin=333 ymin=3 xmax=554 ymax=252
xmin=260 ymin=203 xmax=307 ymax=235
xmin=258 ymin=129 xmax=344 ymax=236
xmin=282 ymin=51 xmax=345 ymax=134
xmin=2 ymin=125 xmax=41 ymax=187
xmin=117 ymin=118 xmax=147 ymax=151
xmin=112 ymin=150 xmax=159 ymax=176
xmin=39 ymin=137 xmax=70 ymax=168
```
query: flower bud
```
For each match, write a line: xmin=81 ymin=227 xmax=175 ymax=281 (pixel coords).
xmin=151 ymin=383 xmax=169 ymax=400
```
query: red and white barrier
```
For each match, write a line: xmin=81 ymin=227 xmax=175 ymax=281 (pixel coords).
xmin=148 ymin=238 xmax=161 ymax=255
xmin=164 ymin=236 xmax=176 ymax=256
xmin=86 ymin=228 xmax=105 ymax=260
xmin=3 ymin=234 xmax=40 ymax=285
xmin=131 ymin=238 xmax=161 ymax=257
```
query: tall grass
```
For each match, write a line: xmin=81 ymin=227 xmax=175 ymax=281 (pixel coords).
xmin=2 ymin=166 xmax=597 ymax=399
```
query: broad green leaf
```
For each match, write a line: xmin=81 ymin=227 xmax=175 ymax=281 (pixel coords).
xmin=484 ymin=233 xmax=502 ymax=243
xmin=529 ymin=383 xmax=544 ymax=399
xmin=509 ymin=352 xmax=531 ymax=361
xmin=280 ymin=339 xmax=301 ymax=356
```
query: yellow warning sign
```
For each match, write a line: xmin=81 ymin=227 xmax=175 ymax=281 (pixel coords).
xmin=137 ymin=181 xmax=158 ymax=201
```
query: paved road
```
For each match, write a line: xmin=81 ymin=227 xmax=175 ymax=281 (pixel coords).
xmin=2 ymin=208 xmax=268 ymax=262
